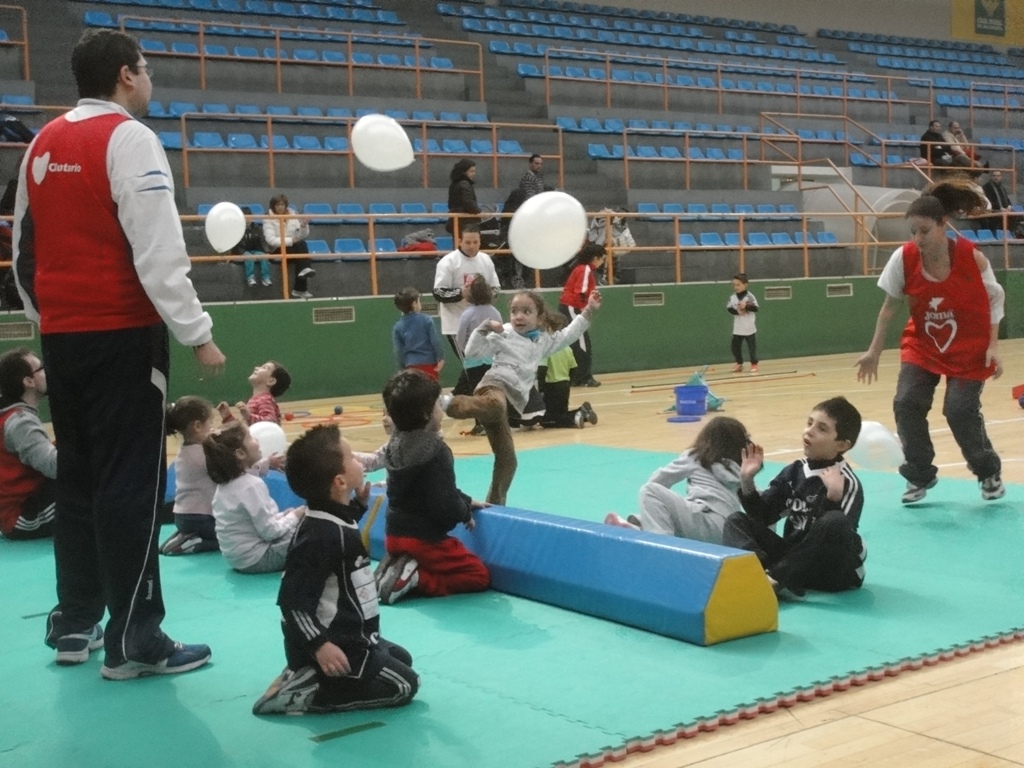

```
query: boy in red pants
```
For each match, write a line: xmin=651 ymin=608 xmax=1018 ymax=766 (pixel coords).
xmin=375 ymin=370 xmax=489 ymax=604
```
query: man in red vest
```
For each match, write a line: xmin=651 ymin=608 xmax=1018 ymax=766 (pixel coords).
xmin=12 ymin=30 xmax=226 ymax=678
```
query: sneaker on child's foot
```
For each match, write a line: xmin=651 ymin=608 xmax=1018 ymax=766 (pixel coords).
xmin=574 ymin=410 xmax=585 ymax=428
xmin=750 ymin=363 xmax=759 ymax=373
xmin=626 ymin=514 xmax=642 ymax=528
xmin=252 ymin=666 xmax=319 ymax=715
xmin=55 ymin=623 xmax=104 ymax=665
xmin=378 ymin=556 xmax=419 ymax=605
xmin=373 ymin=553 xmax=396 ymax=591
xmin=901 ymin=478 xmax=938 ymax=504
xmin=100 ymin=642 xmax=211 ymax=680
xmin=161 ymin=532 xmax=203 ymax=556
xmin=469 ymin=422 xmax=486 ymax=436
xmin=261 ymin=277 xmax=272 ymax=287
xmin=298 ymin=267 xmax=316 ymax=279
xmin=732 ymin=363 xmax=743 ymax=373
xmin=604 ymin=512 xmax=640 ymax=530
xmin=581 ymin=401 xmax=598 ymax=425
xmin=290 ymin=290 xmax=313 ymax=299
xmin=246 ymin=276 xmax=257 ymax=287
xmin=980 ymin=474 xmax=1006 ymax=501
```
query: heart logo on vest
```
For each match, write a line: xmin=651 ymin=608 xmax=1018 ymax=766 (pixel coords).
xmin=924 ymin=318 xmax=957 ymax=353
xmin=31 ymin=152 xmax=50 ymax=185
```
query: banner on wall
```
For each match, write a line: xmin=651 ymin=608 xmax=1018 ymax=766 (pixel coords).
xmin=974 ymin=0 xmax=1005 ymax=36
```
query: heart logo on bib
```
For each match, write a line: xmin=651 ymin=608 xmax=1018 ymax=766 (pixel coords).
xmin=924 ymin=318 xmax=957 ymax=353
xmin=31 ymin=152 xmax=50 ymax=185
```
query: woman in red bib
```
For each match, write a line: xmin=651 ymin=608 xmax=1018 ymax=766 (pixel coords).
xmin=856 ymin=180 xmax=1005 ymax=504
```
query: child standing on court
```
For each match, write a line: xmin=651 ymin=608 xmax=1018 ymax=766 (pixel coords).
xmin=723 ymin=396 xmax=865 ymax=597
xmin=392 ymin=287 xmax=445 ymax=381
xmin=559 ymin=243 xmax=605 ymax=387
xmin=605 ymin=416 xmax=749 ymax=544
xmin=160 ymin=396 xmax=221 ymax=555
xmin=204 ymin=421 xmax=303 ymax=573
xmin=727 ymin=272 xmax=759 ymax=373
xmin=219 ymin=360 xmax=291 ymax=425
xmin=446 ymin=289 xmax=601 ymax=504
xmin=376 ymin=370 xmax=489 ymax=604
xmin=538 ymin=314 xmax=598 ymax=429
xmin=252 ymin=424 xmax=418 ymax=715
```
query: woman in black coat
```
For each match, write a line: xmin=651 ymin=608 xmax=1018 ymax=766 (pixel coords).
xmin=446 ymin=158 xmax=480 ymax=237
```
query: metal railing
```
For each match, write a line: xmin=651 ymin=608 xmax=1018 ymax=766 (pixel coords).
xmin=0 ymin=4 xmax=29 ymax=80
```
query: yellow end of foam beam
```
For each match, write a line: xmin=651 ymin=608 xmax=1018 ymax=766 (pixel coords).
xmin=703 ymin=553 xmax=779 ymax=645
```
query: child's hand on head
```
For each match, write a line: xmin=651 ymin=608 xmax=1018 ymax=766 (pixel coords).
xmin=314 ymin=642 xmax=351 ymax=677
xmin=820 ymin=464 xmax=844 ymax=501
xmin=740 ymin=443 xmax=764 ymax=478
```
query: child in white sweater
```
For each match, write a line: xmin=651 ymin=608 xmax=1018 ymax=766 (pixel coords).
xmin=204 ymin=421 xmax=304 ymax=573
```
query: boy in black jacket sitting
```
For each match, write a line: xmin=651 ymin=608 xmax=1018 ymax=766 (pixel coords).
xmin=723 ymin=396 xmax=866 ymax=598
xmin=375 ymin=370 xmax=489 ymax=605
xmin=252 ymin=424 xmax=418 ymax=715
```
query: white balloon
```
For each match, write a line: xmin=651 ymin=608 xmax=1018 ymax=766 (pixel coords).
xmin=204 ymin=201 xmax=247 ymax=253
xmin=248 ymin=422 xmax=288 ymax=460
xmin=350 ymin=113 xmax=414 ymax=171
xmin=508 ymin=191 xmax=589 ymax=270
xmin=846 ymin=421 xmax=904 ymax=470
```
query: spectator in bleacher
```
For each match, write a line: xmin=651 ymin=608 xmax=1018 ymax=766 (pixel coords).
xmin=517 ymin=154 xmax=546 ymax=198
xmin=263 ymin=193 xmax=314 ymax=299
xmin=919 ymin=120 xmax=970 ymax=173
xmin=943 ymin=121 xmax=987 ymax=173
xmin=981 ymin=169 xmax=1013 ymax=232
xmin=446 ymin=159 xmax=480 ymax=238
xmin=233 ymin=206 xmax=271 ymax=288
xmin=496 ymin=186 xmax=528 ymax=290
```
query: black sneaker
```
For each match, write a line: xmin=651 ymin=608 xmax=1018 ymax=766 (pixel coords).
xmin=469 ymin=422 xmax=487 ymax=436
xmin=581 ymin=401 xmax=598 ymax=425
xmin=583 ymin=378 xmax=601 ymax=387
xmin=252 ymin=666 xmax=320 ymax=715
xmin=901 ymin=478 xmax=937 ymax=504
xmin=55 ymin=623 xmax=104 ymax=665
xmin=378 ymin=556 xmax=420 ymax=605
xmin=980 ymin=474 xmax=1005 ymax=501
xmin=100 ymin=642 xmax=211 ymax=681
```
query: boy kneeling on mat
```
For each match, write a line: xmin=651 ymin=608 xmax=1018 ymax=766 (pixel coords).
xmin=253 ymin=424 xmax=418 ymax=715
xmin=723 ymin=396 xmax=866 ymax=599
xmin=375 ymin=370 xmax=490 ymax=604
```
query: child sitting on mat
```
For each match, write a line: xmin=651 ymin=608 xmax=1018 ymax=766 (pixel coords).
xmin=160 ymin=396 xmax=222 ymax=555
xmin=204 ymin=421 xmax=303 ymax=574
xmin=605 ymin=416 xmax=749 ymax=544
xmin=723 ymin=396 xmax=865 ymax=598
xmin=252 ymin=424 xmax=418 ymax=715
xmin=444 ymin=288 xmax=601 ymax=505
xmin=375 ymin=370 xmax=489 ymax=605
xmin=218 ymin=360 xmax=292 ymax=426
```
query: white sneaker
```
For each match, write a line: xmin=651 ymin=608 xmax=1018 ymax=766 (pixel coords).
xmin=261 ymin=277 xmax=272 ymax=287
xmin=980 ymin=474 xmax=1005 ymax=500
xmin=246 ymin=276 xmax=257 ymax=287
xmin=290 ymin=290 xmax=313 ymax=299
xmin=298 ymin=267 xmax=316 ymax=278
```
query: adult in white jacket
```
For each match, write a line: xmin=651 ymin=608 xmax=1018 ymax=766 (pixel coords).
xmin=263 ymin=193 xmax=314 ymax=298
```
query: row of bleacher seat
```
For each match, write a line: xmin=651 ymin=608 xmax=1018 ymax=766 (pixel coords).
xmin=140 ymin=40 xmax=450 ymax=67
xmin=79 ymin=0 xmax=377 ymax=7
xmin=0 ymin=94 xmax=33 ymax=107
xmin=215 ymin=237 xmax=455 ymax=255
xmin=681 ymin=231 xmax=838 ymax=246
xmin=495 ymin=37 xmax=843 ymax=65
xmin=561 ymin=119 xmax=863 ymax=143
xmin=148 ymin=101 xmax=485 ymax=122
xmin=85 ymin=11 xmax=411 ymax=38
xmin=588 ymin=144 xmax=743 ymax=160
xmin=527 ymin=67 xmax=888 ymax=98
xmin=443 ymin=3 xmax=811 ymax=46
xmin=867 ymin=132 xmax=1022 ymax=152
xmin=927 ymin=77 xmax=1024 ymax=94
xmin=818 ymin=28 xmax=995 ymax=53
xmin=935 ymin=93 xmax=1022 ymax=109
xmin=959 ymin=229 xmax=1023 ymax=243
xmin=848 ymin=41 xmax=1005 ymax=65
xmin=197 ymin=202 xmax=452 ymax=221
xmin=162 ymin=132 xmax=525 ymax=153
xmin=876 ymin=56 xmax=1023 ymax=81
xmin=83 ymin=2 xmax=400 ymax=23
xmin=636 ymin=202 xmax=799 ymax=219
xmin=499 ymin=0 xmax=800 ymax=34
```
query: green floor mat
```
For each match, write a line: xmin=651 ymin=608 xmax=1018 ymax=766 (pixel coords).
xmin=2 ymin=445 xmax=1021 ymax=768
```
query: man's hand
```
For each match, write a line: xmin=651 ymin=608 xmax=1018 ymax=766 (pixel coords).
xmin=193 ymin=340 xmax=226 ymax=377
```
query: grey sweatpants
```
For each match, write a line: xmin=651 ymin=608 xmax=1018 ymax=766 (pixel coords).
xmin=637 ymin=482 xmax=728 ymax=544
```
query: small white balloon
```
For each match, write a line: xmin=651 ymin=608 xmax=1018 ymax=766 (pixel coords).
xmin=204 ymin=201 xmax=247 ymax=253
xmin=248 ymin=422 xmax=288 ymax=460
xmin=846 ymin=421 xmax=904 ymax=470
xmin=508 ymin=191 xmax=588 ymax=270
xmin=350 ymin=113 xmax=414 ymax=171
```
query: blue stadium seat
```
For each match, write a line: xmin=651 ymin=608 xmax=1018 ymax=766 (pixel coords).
xmin=771 ymin=232 xmax=795 ymax=245
xmin=306 ymin=239 xmax=330 ymax=255
xmin=193 ymin=131 xmax=225 ymax=148
xmin=302 ymin=203 xmax=333 ymax=223
xmin=292 ymin=135 xmax=322 ymax=150
xmin=699 ymin=232 xmax=725 ymax=246
xmin=334 ymin=238 xmax=367 ymax=255
xmin=227 ymin=133 xmax=258 ymax=149
xmin=748 ymin=232 xmax=771 ymax=246
xmin=323 ymin=136 xmax=349 ymax=151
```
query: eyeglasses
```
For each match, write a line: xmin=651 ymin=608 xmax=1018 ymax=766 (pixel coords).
xmin=31 ymin=364 xmax=44 ymax=374
xmin=133 ymin=63 xmax=153 ymax=77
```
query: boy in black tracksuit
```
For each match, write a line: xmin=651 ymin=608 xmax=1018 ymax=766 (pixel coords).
xmin=723 ymin=396 xmax=866 ymax=596
xmin=252 ymin=424 xmax=418 ymax=715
